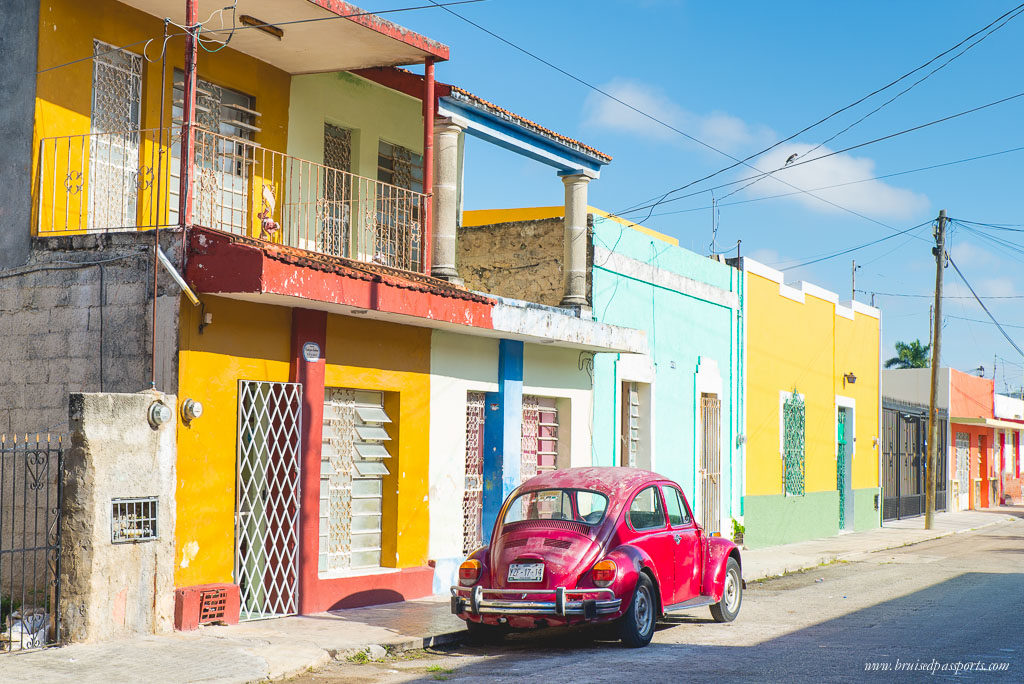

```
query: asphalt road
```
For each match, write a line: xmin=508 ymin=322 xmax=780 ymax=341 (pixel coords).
xmin=291 ymin=519 xmax=1024 ymax=683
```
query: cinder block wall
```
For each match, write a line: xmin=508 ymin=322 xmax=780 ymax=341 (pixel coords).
xmin=61 ymin=391 xmax=177 ymax=642
xmin=0 ymin=231 xmax=182 ymax=436
xmin=458 ymin=217 xmax=589 ymax=307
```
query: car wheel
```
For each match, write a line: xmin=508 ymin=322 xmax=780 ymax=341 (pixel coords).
xmin=618 ymin=573 xmax=657 ymax=647
xmin=710 ymin=557 xmax=742 ymax=623
xmin=465 ymin=619 xmax=508 ymax=644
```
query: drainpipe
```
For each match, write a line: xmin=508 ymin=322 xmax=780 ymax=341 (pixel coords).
xmin=178 ymin=0 xmax=199 ymax=230
xmin=422 ymin=58 xmax=435 ymax=276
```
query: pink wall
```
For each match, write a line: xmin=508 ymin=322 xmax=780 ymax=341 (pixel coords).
xmin=949 ymin=369 xmax=994 ymax=419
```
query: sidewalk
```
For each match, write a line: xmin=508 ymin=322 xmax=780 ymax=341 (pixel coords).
xmin=1 ymin=508 xmax=1018 ymax=684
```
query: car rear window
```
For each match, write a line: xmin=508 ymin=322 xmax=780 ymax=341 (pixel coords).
xmin=503 ymin=489 xmax=609 ymax=525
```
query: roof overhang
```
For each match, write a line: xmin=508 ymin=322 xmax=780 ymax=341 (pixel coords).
xmin=186 ymin=227 xmax=646 ymax=354
xmin=951 ymin=417 xmax=1024 ymax=431
xmin=119 ymin=0 xmax=448 ymax=73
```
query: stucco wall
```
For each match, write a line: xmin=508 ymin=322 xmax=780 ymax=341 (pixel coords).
xmin=0 ymin=0 xmax=39 ymax=268
xmin=61 ymin=391 xmax=177 ymax=643
xmin=287 ymin=71 xmax=424 ymax=179
xmin=950 ymin=368 xmax=994 ymax=419
xmin=589 ymin=215 xmax=740 ymax=536
xmin=458 ymin=218 xmax=569 ymax=307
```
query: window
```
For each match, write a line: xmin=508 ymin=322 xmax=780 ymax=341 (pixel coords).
xmin=320 ymin=123 xmax=353 ymax=257
xmin=502 ymin=489 xmax=608 ymax=526
xmin=782 ymin=392 xmax=806 ymax=496
xmin=522 ymin=396 xmax=560 ymax=480
xmin=374 ymin=140 xmax=423 ymax=269
xmin=628 ymin=486 xmax=665 ymax=530
xmin=662 ymin=486 xmax=691 ymax=526
xmin=377 ymin=141 xmax=423 ymax=192
xmin=320 ymin=389 xmax=393 ymax=573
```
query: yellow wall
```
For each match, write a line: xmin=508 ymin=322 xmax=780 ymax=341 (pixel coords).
xmin=745 ymin=270 xmax=880 ymax=497
xmin=175 ymin=296 xmax=432 ymax=586
xmin=176 ymin=296 xmax=293 ymax=586
xmin=34 ymin=0 xmax=290 ymax=234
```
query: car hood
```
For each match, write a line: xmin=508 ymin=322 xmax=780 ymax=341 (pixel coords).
xmin=488 ymin=521 xmax=603 ymax=590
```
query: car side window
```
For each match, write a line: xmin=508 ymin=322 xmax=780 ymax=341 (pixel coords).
xmin=628 ymin=486 xmax=666 ymax=530
xmin=662 ymin=486 xmax=692 ymax=526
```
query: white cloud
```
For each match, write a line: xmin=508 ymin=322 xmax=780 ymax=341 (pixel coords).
xmin=582 ymin=79 xmax=773 ymax=153
xmin=977 ymin=277 xmax=1018 ymax=297
xmin=740 ymin=143 xmax=930 ymax=220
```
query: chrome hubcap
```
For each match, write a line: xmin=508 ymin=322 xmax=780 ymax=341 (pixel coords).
xmin=724 ymin=569 xmax=740 ymax=612
xmin=635 ymin=586 xmax=653 ymax=633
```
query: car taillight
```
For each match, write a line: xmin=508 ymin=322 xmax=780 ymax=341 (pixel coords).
xmin=592 ymin=559 xmax=617 ymax=587
xmin=459 ymin=559 xmax=482 ymax=586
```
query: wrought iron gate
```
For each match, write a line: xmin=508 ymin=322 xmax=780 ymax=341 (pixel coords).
xmin=699 ymin=394 xmax=721 ymax=535
xmin=236 ymin=381 xmax=302 ymax=621
xmin=882 ymin=404 xmax=947 ymax=520
xmin=0 ymin=436 xmax=63 ymax=653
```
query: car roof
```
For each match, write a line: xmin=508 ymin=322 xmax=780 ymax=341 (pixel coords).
xmin=518 ymin=467 xmax=667 ymax=499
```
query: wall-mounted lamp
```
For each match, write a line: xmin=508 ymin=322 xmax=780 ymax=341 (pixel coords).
xmin=239 ymin=15 xmax=284 ymax=40
xmin=843 ymin=372 xmax=857 ymax=387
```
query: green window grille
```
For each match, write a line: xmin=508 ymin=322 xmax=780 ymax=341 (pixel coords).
xmin=783 ymin=394 xmax=806 ymax=496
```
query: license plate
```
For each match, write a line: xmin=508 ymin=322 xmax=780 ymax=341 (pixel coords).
xmin=507 ymin=563 xmax=544 ymax=582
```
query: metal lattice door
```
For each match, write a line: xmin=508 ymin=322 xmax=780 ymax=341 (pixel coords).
xmin=236 ymin=381 xmax=302 ymax=621
xmin=837 ymin=408 xmax=853 ymax=530
xmin=699 ymin=394 xmax=721 ymax=535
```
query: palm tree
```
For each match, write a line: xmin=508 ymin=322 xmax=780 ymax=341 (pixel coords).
xmin=884 ymin=339 xmax=931 ymax=369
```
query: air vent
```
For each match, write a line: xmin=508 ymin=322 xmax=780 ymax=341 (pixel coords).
xmin=503 ymin=538 xmax=528 ymax=548
xmin=502 ymin=519 xmax=591 ymax=536
xmin=199 ymin=588 xmax=227 ymax=623
xmin=543 ymin=538 xmax=572 ymax=549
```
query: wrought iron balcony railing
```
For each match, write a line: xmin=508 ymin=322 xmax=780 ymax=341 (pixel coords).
xmin=36 ymin=127 xmax=427 ymax=274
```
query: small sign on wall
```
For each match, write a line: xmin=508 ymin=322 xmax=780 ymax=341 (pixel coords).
xmin=302 ymin=341 xmax=321 ymax=363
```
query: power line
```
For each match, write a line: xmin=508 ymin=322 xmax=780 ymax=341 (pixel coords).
xmin=650 ymin=145 xmax=1024 ymax=218
xmin=947 ymin=254 xmax=1024 ymax=357
xmin=614 ymin=2 xmax=1024 ymax=216
xmin=779 ymin=220 xmax=932 ymax=270
xmin=857 ymin=289 xmax=1024 ymax=299
xmin=947 ymin=314 xmax=1024 ymax=330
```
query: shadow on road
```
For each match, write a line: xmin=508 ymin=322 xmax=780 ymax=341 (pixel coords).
xmin=414 ymin=572 xmax=1024 ymax=682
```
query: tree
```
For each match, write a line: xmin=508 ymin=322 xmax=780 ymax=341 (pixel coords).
xmin=884 ymin=339 xmax=931 ymax=369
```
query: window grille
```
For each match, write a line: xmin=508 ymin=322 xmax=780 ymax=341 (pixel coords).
xmin=170 ymin=72 xmax=259 ymax=233
xmin=111 ymin=497 xmax=158 ymax=543
xmin=700 ymin=393 xmax=722 ymax=534
xmin=522 ymin=396 xmax=559 ymax=478
xmin=782 ymin=393 xmax=806 ymax=496
xmin=956 ymin=432 xmax=970 ymax=493
xmin=88 ymin=39 xmax=143 ymax=231
xmin=320 ymin=389 xmax=392 ymax=573
xmin=462 ymin=392 xmax=486 ymax=556
xmin=621 ymin=382 xmax=641 ymax=467
xmin=374 ymin=141 xmax=422 ymax=268
xmin=320 ymin=124 xmax=353 ymax=257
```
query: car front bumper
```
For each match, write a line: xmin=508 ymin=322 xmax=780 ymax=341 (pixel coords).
xmin=450 ymin=586 xmax=622 ymax=619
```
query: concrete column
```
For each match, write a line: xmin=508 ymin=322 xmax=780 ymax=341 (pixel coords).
xmin=481 ymin=340 xmax=524 ymax=543
xmin=560 ymin=173 xmax=592 ymax=308
xmin=431 ymin=117 xmax=465 ymax=284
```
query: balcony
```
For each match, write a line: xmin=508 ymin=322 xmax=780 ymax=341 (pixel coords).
xmin=36 ymin=127 xmax=428 ymax=274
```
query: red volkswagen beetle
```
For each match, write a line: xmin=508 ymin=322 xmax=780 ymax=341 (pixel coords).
xmin=451 ymin=467 xmax=743 ymax=647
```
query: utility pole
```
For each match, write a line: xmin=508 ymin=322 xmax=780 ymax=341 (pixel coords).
xmin=925 ymin=209 xmax=947 ymax=530
xmin=928 ymin=304 xmax=934 ymax=349
xmin=851 ymin=260 xmax=857 ymax=302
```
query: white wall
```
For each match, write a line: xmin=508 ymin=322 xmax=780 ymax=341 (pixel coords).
xmin=882 ymin=368 xmax=951 ymax=409
xmin=523 ymin=344 xmax=594 ymax=469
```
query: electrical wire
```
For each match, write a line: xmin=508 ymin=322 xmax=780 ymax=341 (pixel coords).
xmin=649 ymin=144 xmax=1024 ymax=218
xmin=947 ymin=254 xmax=1024 ymax=357
xmin=858 ymin=289 xmax=1024 ymax=299
xmin=779 ymin=220 xmax=932 ymax=270
xmin=613 ymin=2 xmax=1024 ymax=216
xmin=947 ymin=314 xmax=1024 ymax=330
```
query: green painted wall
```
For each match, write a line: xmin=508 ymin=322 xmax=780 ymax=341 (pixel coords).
xmin=742 ymin=491 xmax=839 ymax=548
xmin=590 ymin=215 xmax=741 ymax=534
xmin=287 ymin=71 xmax=424 ymax=178
xmin=853 ymin=487 xmax=882 ymax=531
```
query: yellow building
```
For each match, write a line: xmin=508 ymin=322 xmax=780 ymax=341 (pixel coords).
xmin=740 ymin=258 xmax=881 ymax=548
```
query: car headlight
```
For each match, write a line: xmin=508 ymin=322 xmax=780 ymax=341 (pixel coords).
xmin=459 ymin=559 xmax=482 ymax=586
xmin=591 ymin=559 xmax=617 ymax=587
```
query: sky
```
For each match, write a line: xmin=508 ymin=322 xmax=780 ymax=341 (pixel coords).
xmin=362 ymin=0 xmax=1024 ymax=390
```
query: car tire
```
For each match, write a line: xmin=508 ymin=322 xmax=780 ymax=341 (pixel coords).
xmin=465 ymin=619 xmax=507 ymax=644
xmin=710 ymin=557 xmax=742 ymax=623
xmin=618 ymin=573 xmax=657 ymax=648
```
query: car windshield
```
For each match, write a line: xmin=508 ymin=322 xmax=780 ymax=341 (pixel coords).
xmin=503 ymin=488 xmax=609 ymax=525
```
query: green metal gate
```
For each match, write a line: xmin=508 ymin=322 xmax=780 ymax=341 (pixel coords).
xmin=837 ymin=408 xmax=853 ymax=530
